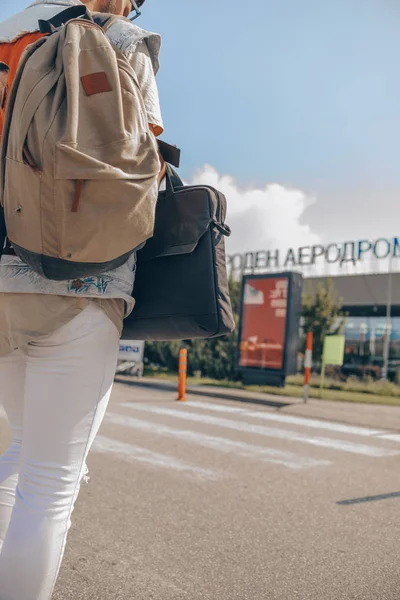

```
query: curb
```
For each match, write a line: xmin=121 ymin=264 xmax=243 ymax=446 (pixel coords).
xmin=114 ymin=376 xmax=297 ymax=410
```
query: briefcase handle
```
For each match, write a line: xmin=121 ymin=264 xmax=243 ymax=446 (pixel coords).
xmin=164 ymin=165 xmax=231 ymax=238
xmin=165 ymin=164 xmax=184 ymax=196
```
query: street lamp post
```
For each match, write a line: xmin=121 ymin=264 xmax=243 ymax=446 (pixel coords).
xmin=381 ymin=257 xmax=393 ymax=380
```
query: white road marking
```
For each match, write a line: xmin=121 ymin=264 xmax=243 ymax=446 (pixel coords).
xmin=186 ymin=401 xmax=389 ymax=438
xmin=93 ymin=435 xmax=220 ymax=481
xmin=106 ymin=413 xmax=331 ymax=470
xmin=187 ymin=401 xmax=247 ymax=415
xmin=121 ymin=403 xmax=400 ymax=458
xmin=375 ymin=433 xmax=400 ymax=443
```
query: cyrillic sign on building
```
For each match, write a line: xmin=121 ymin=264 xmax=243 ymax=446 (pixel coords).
xmin=229 ymin=237 xmax=400 ymax=273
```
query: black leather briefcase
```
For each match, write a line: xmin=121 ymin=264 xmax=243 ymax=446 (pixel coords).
xmin=121 ymin=167 xmax=235 ymax=341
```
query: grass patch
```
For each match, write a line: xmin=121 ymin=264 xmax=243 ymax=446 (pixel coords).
xmin=286 ymin=374 xmax=400 ymax=398
xmin=143 ymin=367 xmax=400 ymax=406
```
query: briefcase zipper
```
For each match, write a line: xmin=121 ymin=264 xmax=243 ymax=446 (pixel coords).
xmin=164 ymin=184 xmax=227 ymax=229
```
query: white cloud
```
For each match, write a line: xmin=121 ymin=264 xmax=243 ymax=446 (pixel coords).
xmin=189 ymin=165 xmax=321 ymax=256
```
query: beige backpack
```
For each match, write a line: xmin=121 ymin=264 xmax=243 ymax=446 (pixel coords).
xmin=0 ymin=7 xmax=160 ymax=280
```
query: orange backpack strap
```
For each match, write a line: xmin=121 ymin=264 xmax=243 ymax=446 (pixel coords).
xmin=0 ymin=30 xmax=46 ymax=256
xmin=0 ymin=32 xmax=46 ymax=137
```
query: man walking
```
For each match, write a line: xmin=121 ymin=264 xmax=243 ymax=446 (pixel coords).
xmin=0 ymin=1 xmax=164 ymax=598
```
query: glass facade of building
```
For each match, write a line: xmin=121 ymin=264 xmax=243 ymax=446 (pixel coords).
xmin=344 ymin=317 xmax=400 ymax=357
xmin=342 ymin=316 xmax=400 ymax=379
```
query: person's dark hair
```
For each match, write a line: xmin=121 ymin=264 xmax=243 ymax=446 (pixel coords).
xmin=0 ymin=62 xmax=9 ymax=73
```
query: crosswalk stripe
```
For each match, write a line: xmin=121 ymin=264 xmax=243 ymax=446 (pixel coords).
xmin=106 ymin=413 xmax=331 ymax=470
xmin=186 ymin=401 xmax=388 ymax=438
xmin=376 ymin=433 xmax=400 ymax=443
xmin=121 ymin=403 xmax=399 ymax=458
xmin=187 ymin=401 xmax=247 ymax=415
xmin=93 ymin=435 xmax=220 ymax=481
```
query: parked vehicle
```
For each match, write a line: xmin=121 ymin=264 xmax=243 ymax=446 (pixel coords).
xmin=341 ymin=354 xmax=398 ymax=382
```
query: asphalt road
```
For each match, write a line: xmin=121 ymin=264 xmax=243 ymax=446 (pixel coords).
xmin=1 ymin=381 xmax=400 ymax=599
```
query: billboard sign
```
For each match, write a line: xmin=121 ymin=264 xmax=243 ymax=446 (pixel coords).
xmin=239 ymin=277 xmax=288 ymax=370
xmin=237 ymin=273 xmax=303 ymax=385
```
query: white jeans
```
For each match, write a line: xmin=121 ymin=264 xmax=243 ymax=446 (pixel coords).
xmin=0 ymin=303 xmax=120 ymax=600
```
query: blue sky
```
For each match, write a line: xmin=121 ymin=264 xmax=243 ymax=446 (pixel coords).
xmin=2 ymin=0 xmax=400 ymax=249
xmin=146 ymin=0 xmax=400 ymax=189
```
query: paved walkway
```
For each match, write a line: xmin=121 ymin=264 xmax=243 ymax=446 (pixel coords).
xmin=1 ymin=380 xmax=400 ymax=599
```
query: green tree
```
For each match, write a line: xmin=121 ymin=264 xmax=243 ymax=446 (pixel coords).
xmin=301 ymin=279 xmax=347 ymax=363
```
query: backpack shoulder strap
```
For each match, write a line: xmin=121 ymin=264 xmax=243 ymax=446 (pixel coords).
xmin=37 ymin=6 xmax=120 ymax=37
xmin=0 ymin=206 xmax=6 ymax=258
xmin=92 ymin=13 xmax=124 ymax=34
xmin=0 ymin=35 xmax=47 ymax=210
xmin=38 ymin=5 xmax=91 ymax=34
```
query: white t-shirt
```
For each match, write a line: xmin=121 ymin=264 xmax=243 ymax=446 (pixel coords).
xmin=129 ymin=41 xmax=163 ymax=135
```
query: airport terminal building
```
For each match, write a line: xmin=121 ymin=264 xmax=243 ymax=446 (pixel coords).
xmin=229 ymin=236 xmax=400 ymax=376
xmin=305 ymin=273 xmax=400 ymax=371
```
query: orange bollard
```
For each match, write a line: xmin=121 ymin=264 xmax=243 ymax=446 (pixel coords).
xmin=177 ymin=348 xmax=188 ymax=401
xmin=304 ymin=332 xmax=313 ymax=403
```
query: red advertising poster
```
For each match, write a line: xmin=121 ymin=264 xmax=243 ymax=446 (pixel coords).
xmin=239 ymin=276 xmax=289 ymax=370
